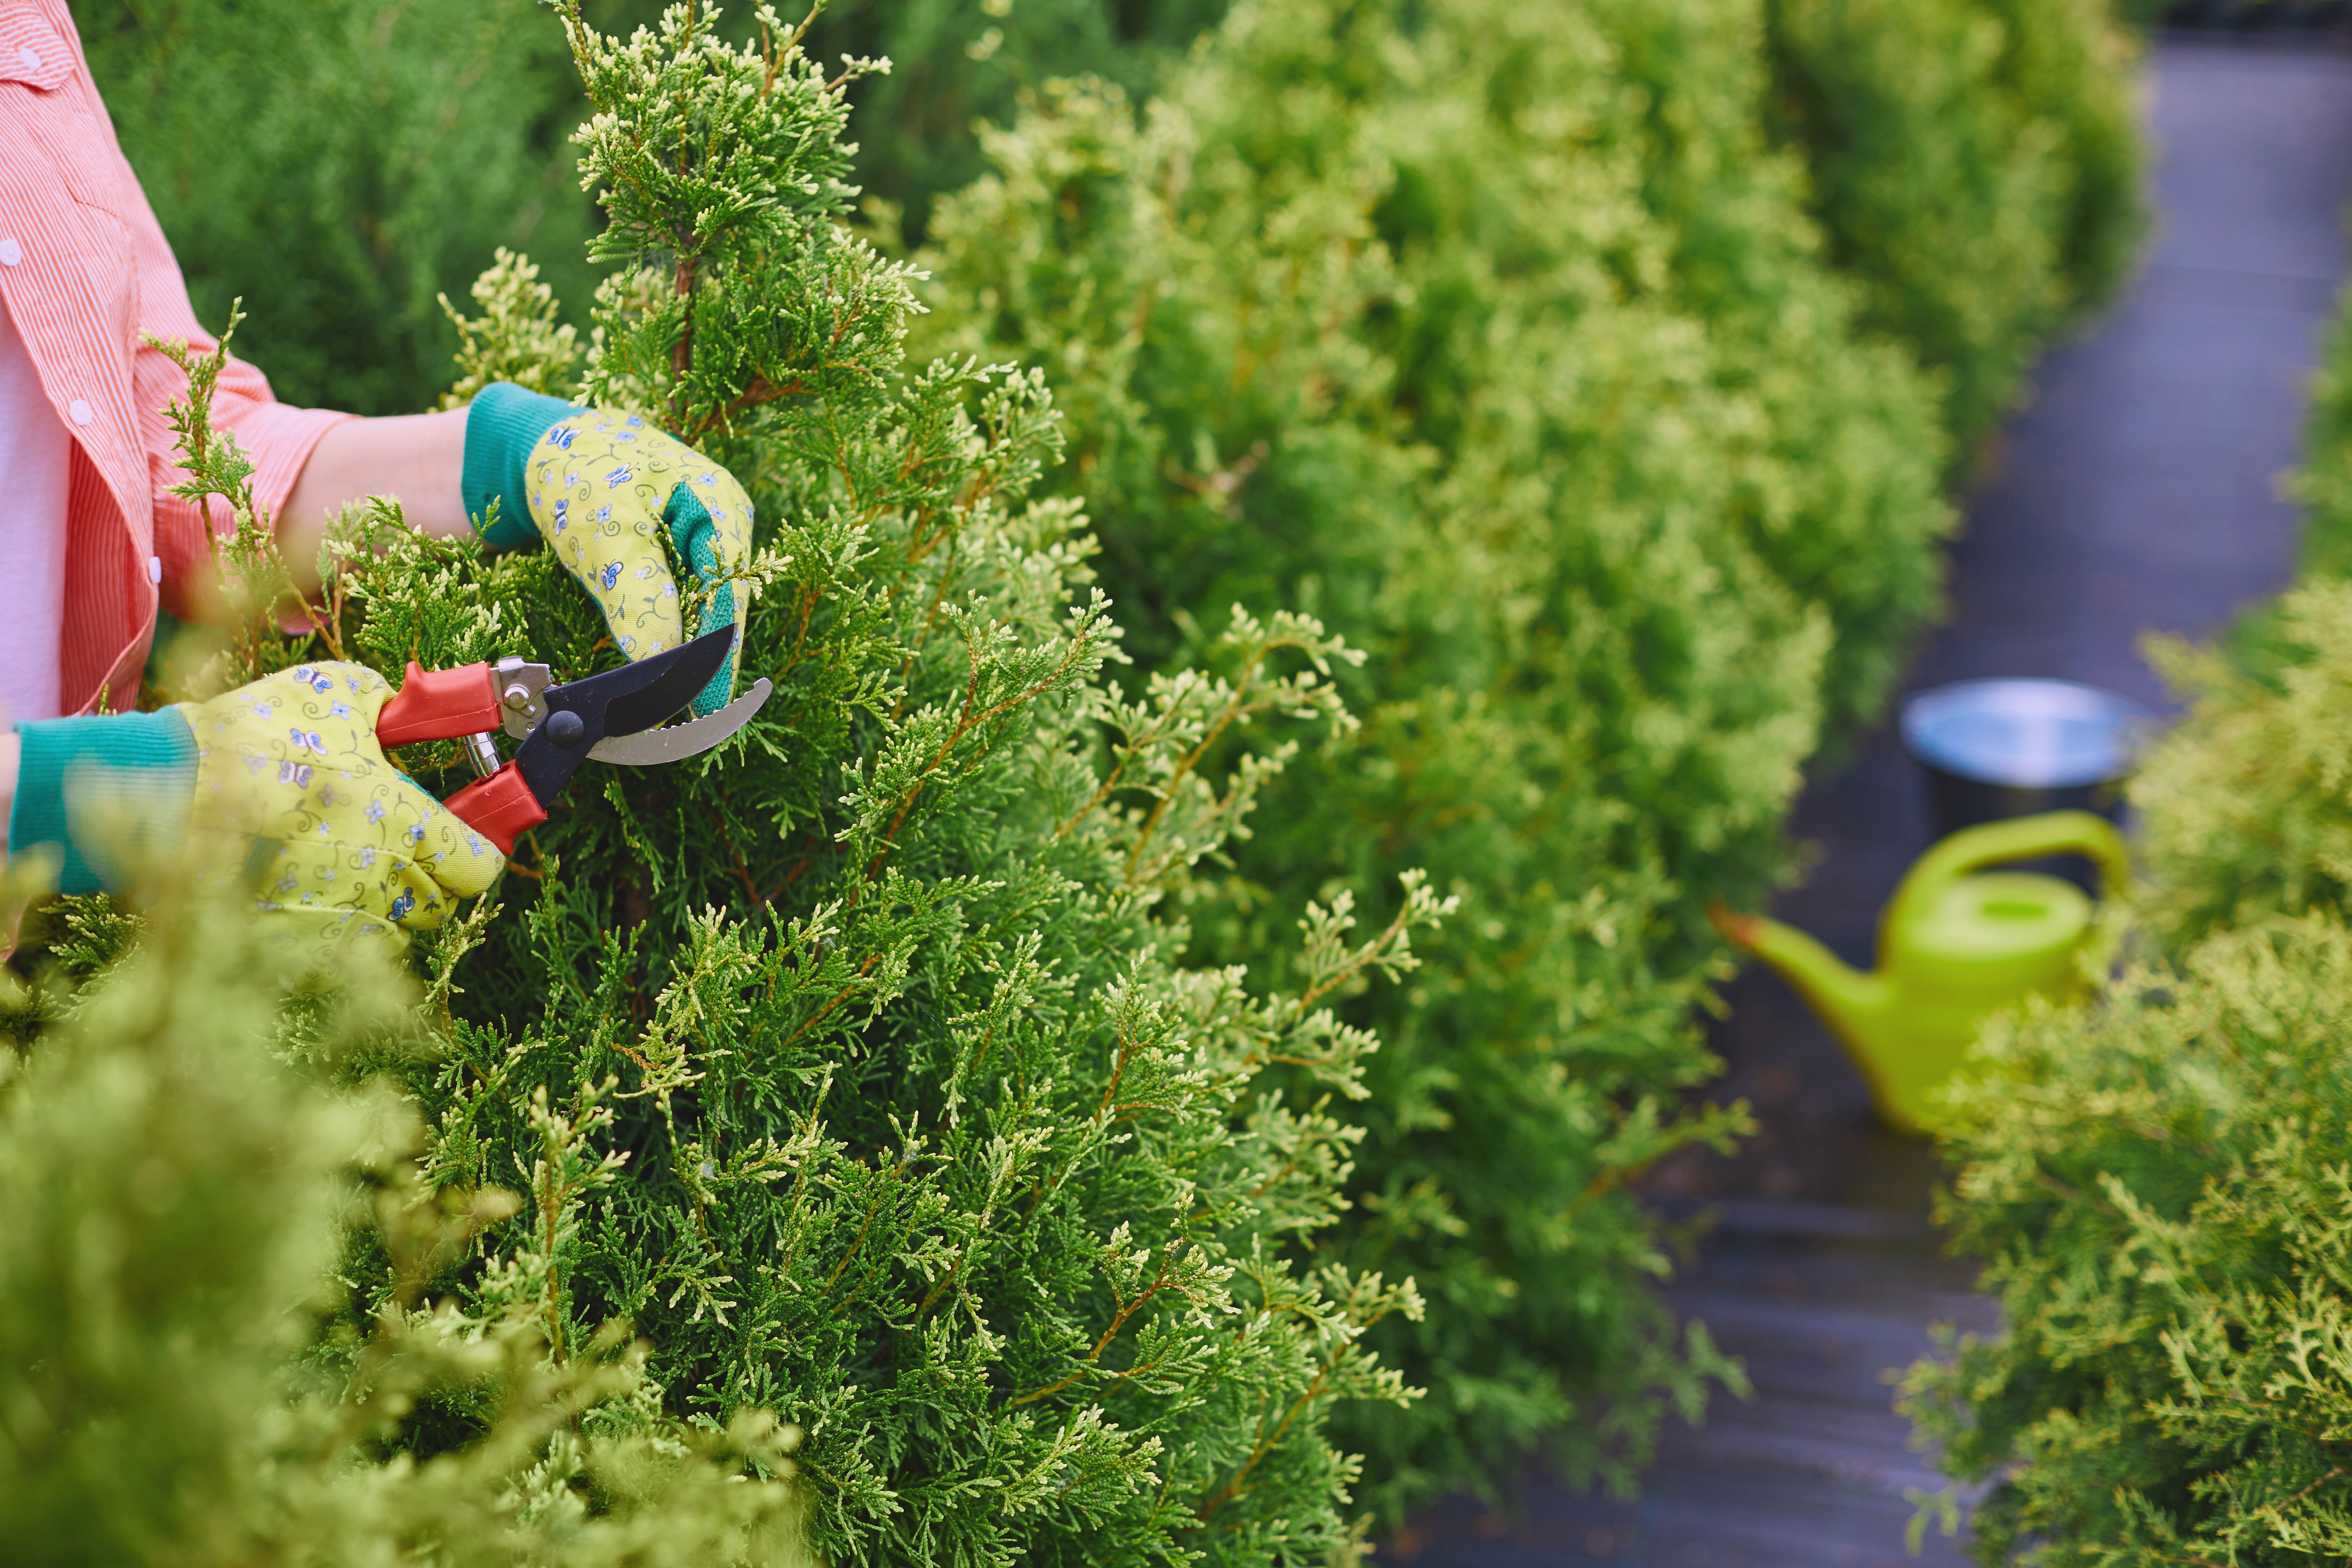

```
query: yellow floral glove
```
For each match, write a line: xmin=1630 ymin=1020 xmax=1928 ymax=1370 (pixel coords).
xmin=180 ymin=663 xmax=504 ymax=951
xmin=7 ymin=665 xmax=501 ymax=964
xmin=464 ymin=385 xmax=754 ymax=717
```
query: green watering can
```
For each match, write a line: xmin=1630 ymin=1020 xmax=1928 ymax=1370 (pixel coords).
xmin=1710 ymin=811 xmax=2129 ymax=1134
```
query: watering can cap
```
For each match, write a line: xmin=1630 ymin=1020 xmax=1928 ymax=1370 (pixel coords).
xmin=1899 ymin=679 xmax=2152 ymax=790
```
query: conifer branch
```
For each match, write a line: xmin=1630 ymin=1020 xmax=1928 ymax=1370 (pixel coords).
xmin=861 ymin=617 xmax=1101 ymax=884
xmin=147 ymin=301 xmax=356 ymax=685
xmin=1011 ymin=1256 xmax=1176 ymax=1407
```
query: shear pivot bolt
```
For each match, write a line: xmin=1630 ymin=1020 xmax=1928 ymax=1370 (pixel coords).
xmin=504 ymin=684 xmax=532 ymax=708
xmin=546 ymin=710 xmax=587 ymax=748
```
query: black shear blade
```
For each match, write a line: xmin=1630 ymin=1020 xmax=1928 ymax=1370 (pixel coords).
xmin=514 ymin=627 xmax=738 ymax=806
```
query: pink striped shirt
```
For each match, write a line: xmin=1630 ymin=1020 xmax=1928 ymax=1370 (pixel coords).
xmin=0 ymin=0 xmax=351 ymax=715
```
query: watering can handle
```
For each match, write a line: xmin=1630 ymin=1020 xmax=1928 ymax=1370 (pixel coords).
xmin=1883 ymin=810 xmax=2131 ymax=933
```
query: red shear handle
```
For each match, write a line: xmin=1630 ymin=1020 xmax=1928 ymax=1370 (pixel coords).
xmin=441 ymin=764 xmax=548 ymax=857
xmin=378 ymin=660 xmax=501 ymax=747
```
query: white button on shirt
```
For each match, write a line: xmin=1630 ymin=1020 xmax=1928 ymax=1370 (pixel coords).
xmin=68 ymin=398 xmax=92 ymax=425
xmin=16 ymin=47 xmax=36 ymax=72
xmin=0 ymin=238 xmax=19 ymax=267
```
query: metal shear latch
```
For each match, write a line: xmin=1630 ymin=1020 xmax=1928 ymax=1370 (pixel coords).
xmin=494 ymin=656 xmax=555 ymax=750
xmin=493 ymin=652 xmax=770 ymax=768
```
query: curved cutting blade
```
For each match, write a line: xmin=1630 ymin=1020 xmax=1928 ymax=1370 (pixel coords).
xmin=514 ymin=628 xmax=740 ymax=806
xmin=589 ymin=677 xmax=771 ymax=765
xmin=596 ymin=626 xmax=738 ymax=739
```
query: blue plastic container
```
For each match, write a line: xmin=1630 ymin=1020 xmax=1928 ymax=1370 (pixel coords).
xmin=1899 ymin=678 xmax=2153 ymax=837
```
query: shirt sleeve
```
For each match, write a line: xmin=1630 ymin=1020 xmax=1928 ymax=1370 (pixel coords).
xmin=116 ymin=141 xmax=355 ymax=621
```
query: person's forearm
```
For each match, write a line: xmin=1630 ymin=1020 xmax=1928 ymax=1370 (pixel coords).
xmin=1 ymin=730 xmax=17 ymax=847
xmin=278 ymin=407 xmax=474 ymax=590
xmin=2 ymin=728 xmax=19 ymax=958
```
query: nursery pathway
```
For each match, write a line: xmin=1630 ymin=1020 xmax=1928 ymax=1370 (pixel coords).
xmin=1383 ymin=31 xmax=2352 ymax=1568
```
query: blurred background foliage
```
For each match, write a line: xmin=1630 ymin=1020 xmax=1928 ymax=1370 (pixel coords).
xmin=1764 ymin=0 xmax=2144 ymax=456
xmin=80 ymin=0 xmax=598 ymax=415
xmin=84 ymin=0 xmax=2145 ymax=437
xmin=2291 ymin=291 xmax=2352 ymax=584
xmin=79 ymin=0 xmax=1223 ymax=415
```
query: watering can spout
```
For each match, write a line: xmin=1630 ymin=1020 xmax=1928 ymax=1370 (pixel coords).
xmin=1708 ymin=903 xmax=1894 ymax=1043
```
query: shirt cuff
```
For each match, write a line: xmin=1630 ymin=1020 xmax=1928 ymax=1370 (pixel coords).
xmin=463 ymin=383 xmax=581 ymax=550
xmin=9 ymin=709 xmax=198 ymax=895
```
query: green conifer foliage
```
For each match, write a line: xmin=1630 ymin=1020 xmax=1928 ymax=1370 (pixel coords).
xmin=0 ymin=885 xmax=815 ymax=1566
xmin=2124 ymin=590 xmax=2352 ymax=948
xmin=1901 ymin=907 xmax=2352 ymax=1564
xmin=675 ymin=0 xmax=2147 ymax=476
xmin=795 ymin=0 xmax=1229 ymax=244
xmin=90 ymin=4 xmax=1441 ymax=1561
xmin=2290 ymin=296 xmax=2352 ymax=582
xmin=1764 ymin=0 xmax=2146 ymax=453
xmin=912 ymin=0 xmax=1973 ymax=1518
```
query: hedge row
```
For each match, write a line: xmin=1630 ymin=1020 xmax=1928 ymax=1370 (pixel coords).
xmin=910 ymin=0 xmax=2140 ymax=1522
xmin=1764 ymin=0 xmax=2144 ymax=455
xmin=1900 ymin=300 xmax=2352 ymax=1559
xmin=915 ymin=0 xmax=1922 ymax=1514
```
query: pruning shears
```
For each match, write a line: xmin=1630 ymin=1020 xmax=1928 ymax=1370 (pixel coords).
xmin=375 ymin=626 xmax=771 ymax=854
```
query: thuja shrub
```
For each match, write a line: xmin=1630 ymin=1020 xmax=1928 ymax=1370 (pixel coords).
xmin=0 ymin=886 xmax=814 ymax=1566
xmin=1902 ymin=911 xmax=2352 ymax=1564
xmin=1897 ymin=584 xmax=2352 ymax=1560
xmin=1764 ymin=0 xmax=2145 ymax=453
xmin=114 ymin=3 xmax=1439 ymax=1562
xmin=2125 ymin=586 xmax=2352 ymax=947
xmin=738 ymin=0 xmax=2146 ymax=468
xmin=915 ymin=0 xmax=1964 ymax=1518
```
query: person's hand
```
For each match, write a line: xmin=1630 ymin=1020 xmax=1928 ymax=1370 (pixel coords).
xmin=7 ymin=663 xmax=503 ymax=958
xmin=180 ymin=663 xmax=504 ymax=944
xmin=464 ymin=385 xmax=753 ymax=716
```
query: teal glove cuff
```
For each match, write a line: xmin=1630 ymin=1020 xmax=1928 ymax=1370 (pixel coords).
xmin=665 ymin=485 xmax=741 ymax=716
xmin=10 ymin=709 xmax=198 ymax=895
xmin=463 ymin=382 xmax=579 ymax=550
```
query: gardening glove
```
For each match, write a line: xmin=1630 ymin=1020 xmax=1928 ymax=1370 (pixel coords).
xmin=7 ymin=663 xmax=503 ymax=957
xmin=463 ymin=382 xmax=754 ymax=717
